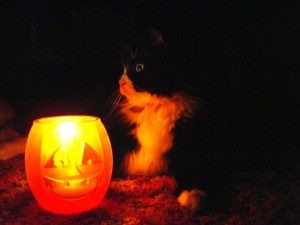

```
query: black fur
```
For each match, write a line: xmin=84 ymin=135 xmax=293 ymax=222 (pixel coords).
xmin=121 ymin=27 xmax=190 ymax=96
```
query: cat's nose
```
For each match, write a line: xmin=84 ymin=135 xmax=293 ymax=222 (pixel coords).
xmin=119 ymin=74 xmax=128 ymax=87
xmin=119 ymin=80 xmax=126 ymax=87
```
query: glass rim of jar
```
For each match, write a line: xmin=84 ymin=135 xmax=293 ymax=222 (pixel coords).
xmin=33 ymin=115 xmax=100 ymax=125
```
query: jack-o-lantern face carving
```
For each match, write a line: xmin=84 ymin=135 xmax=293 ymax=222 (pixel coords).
xmin=42 ymin=141 xmax=103 ymax=199
xmin=25 ymin=116 xmax=113 ymax=214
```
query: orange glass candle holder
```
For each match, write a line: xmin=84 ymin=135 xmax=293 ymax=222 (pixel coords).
xmin=25 ymin=115 xmax=113 ymax=214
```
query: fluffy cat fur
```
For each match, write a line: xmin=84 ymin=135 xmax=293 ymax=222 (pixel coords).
xmin=118 ymin=28 xmax=198 ymax=175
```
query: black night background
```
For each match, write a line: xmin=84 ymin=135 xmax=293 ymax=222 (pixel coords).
xmin=0 ymin=1 xmax=299 ymax=223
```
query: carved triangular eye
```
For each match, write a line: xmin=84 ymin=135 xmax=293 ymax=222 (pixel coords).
xmin=135 ymin=64 xmax=144 ymax=72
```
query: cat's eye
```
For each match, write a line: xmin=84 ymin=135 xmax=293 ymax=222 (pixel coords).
xmin=135 ymin=64 xmax=145 ymax=73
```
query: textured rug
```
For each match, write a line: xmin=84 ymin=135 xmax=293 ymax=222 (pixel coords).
xmin=1 ymin=154 xmax=300 ymax=225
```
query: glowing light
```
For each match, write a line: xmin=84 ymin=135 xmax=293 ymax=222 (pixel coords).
xmin=25 ymin=116 xmax=113 ymax=214
xmin=59 ymin=121 xmax=76 ymax=140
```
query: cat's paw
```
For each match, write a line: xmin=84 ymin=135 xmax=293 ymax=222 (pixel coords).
xmin=178 ymin=189 xmax=207 ymax=212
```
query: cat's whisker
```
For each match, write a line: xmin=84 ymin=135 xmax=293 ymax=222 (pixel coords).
xmin=102 ymin=91 xmax=118 ymax=114
xmin=102 ymin=90 xmax=120 ymax=115
xmin=135 ymin=85 xmax=144 ymax=93
xmin=107 ymin=94 xmax=124 ymax=122
xmin=114 ymin=92 xmax=123 ymax=107
xmin=102 ymin=90 xmax=123 ymax=124
xmin=102 ymin=96 xmax=116 ymax=119
xmin=103 ymin=90 xmax=120 ymax=111
xmin=134 ymin=40 xmax=142 ymax=58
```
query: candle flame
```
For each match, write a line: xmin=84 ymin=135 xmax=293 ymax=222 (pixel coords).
xmin=59 ymin=122 xmax=76 ymax=140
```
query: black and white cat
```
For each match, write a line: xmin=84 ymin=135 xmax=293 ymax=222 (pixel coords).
xmin=116 ymin=28 xmax=199 ymax=176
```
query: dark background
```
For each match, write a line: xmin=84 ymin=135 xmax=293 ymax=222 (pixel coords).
xmin=1 ymin=1 xmax=299 ymax=183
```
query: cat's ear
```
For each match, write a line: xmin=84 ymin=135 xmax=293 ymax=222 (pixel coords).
xmin=134 ymin=27 xmax=166 ymax=56
xmin=149 ymin=27 xmax=165 ymax=46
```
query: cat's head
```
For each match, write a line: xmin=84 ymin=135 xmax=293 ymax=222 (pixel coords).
xmin=119 ymin=28 xmax=183 ymax=98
